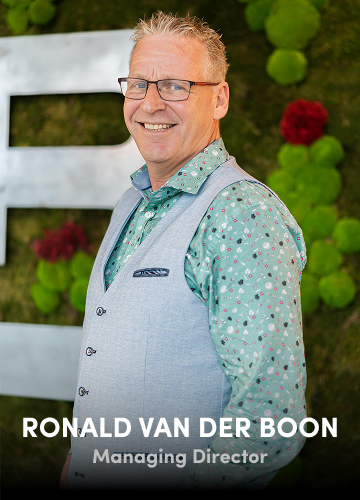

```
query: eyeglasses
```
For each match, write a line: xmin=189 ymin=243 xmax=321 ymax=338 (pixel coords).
xmin=118 ymin=77 xmax=220 ymax=102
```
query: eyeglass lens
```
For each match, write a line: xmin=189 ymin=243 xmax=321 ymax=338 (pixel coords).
xmin=120 ymin=78 xmax=191 ymax=101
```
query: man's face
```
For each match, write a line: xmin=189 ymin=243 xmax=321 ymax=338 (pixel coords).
xmin=124 ymin=34 xmax=228 ymax=179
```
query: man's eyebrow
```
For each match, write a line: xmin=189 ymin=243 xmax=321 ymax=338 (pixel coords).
xmin=128 ymin=74 xmax=184 ymax=80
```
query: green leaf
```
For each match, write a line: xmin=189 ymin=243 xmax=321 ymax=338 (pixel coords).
xmin=332 ymin=218 xmax=360 ymax=254
xmin=36 ymin=260 xmax=71 ymax=292
xmin=319 ymin=271 xmax=357 ymax=309
xmin=31 ymin=283 xmax=60 ymax=314
xmin=69 ymin=278 xmax=89 ymax=313
xmin=6 ymin=8 xmax=28 ymax=35
xmin=69 ymin=251 xmax=94 ymax=280
xmin=266 ymin=49 xmax=308 ymax=86
xmin=28 ymin=0 xmax=56 ymax=25
xmin=265 ymin=0 xmax=320 ymax=50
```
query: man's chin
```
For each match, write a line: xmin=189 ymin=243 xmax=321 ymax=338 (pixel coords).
xmin=137 ymin=143 xmax=178 ymax=168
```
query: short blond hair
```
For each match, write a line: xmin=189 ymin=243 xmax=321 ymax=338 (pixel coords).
xmin=130 ymin=11 xmax=229 ymax=82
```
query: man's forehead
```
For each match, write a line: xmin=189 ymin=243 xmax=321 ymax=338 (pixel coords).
xmin=130 ymin=35 xmax=205 ymax=61
xmin=129 ymin=35 xmax=207 ymax=80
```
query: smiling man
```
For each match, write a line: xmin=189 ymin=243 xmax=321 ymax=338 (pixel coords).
xmin=61 ymin=12 xmax=307 ymax=491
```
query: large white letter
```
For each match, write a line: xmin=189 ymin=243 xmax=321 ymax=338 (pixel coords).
xmin=322 ymin=418 xmax=337 ymax=437
xmin=0 ymin=30 xmax=144 ymax=266
xmin=299 ymin=418 xmax=319 ymax=438
xmin=154 ymin=418 xmax=172 ymax=437
xmin=100 ymin=418 xmax=112 ymax=437
xmin=174 ymin=418 xmax=189 ymax=437
xmin=260 ymin=418 xmax=275 ymax=437
xmin=220 ymin=418 xmax=233 ymax=437
xmin=23 ymin=418 xmax=38 ymax=437
xmin=40 ymin=417 xmax=60 ymax=438
xmin=277 ymin=418 xmax=297 ymax=438
xmin=114 ymin=418 xmax=131 ymax=437
xmin=62 ymin=417 xmax=78 ymax=437
xmin=139 ymin=418 xmax=154 ymax=437
xmin=200 ymin=418 xmax=217 ymax=438
xmin=80 ymin=418 xmax=98 ymax=437
xmin=235 ymin=418 xmax=250 ymax=437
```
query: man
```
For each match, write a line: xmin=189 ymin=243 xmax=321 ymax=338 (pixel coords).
xmin=61 ymin=11 xmax=307 ymax=490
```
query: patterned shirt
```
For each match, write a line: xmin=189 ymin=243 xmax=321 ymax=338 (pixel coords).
xmin=104 ymin=138 xmax=307 ymax=488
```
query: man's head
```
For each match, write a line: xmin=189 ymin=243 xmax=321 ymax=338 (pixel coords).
xmin=129 ymin=11 xmax=229 ymax=82
xmin=122 ymin=12 xmax=230 ymax=188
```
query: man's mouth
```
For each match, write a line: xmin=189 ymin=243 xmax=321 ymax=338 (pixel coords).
xmin=142 ymin=123 xmax=175 ymax=130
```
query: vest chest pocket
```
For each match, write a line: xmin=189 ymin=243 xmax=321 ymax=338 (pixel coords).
xmin=133 ymin=268 xmax=170 ymax=277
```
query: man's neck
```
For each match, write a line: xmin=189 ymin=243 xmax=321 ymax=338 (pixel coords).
xmin=148 ymin=166 xmax=183 ymax=192
xmin=147 ymin=134 xmax=221 ymax=192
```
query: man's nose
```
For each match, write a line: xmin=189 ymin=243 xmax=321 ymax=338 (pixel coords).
xmin=141 ymin=82 xmax=166 ymax=112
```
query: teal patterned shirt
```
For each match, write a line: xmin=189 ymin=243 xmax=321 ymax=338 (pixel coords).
xmin=104 ymin=138 xmax=307 ymax=488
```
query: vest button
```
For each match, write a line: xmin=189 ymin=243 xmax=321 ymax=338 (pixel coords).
xmin=96 ymin=307 xmax=106 ymax=316
xmin=86 ymin=347 xmax=96 ymax=356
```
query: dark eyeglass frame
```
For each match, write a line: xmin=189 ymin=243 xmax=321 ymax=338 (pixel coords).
xmin=118 ymin=77 xmax=220 ymax=101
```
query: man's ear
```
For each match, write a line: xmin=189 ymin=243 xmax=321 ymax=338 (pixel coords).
xmin=213 ymin=82 xmax=229 ymax=120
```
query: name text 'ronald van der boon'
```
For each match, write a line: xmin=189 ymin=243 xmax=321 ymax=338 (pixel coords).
xmin=23 ymin=417 xmax=337 ymax=438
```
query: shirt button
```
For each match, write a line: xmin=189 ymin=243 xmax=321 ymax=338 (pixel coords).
xmin=96 ymin=307 xmax=106 ymax=316
xmin=78 ymin=387 xmax=89 ymax=396
xmin=86 ymin=347 xmax=96 ymax=356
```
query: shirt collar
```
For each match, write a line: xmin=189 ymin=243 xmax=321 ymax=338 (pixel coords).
xmin=131 ymin=137 xmax=229 ymax=197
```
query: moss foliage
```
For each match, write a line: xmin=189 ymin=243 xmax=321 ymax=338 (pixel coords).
xmin=301 ymin=205 xmax=338 ymax=242
xmin=1 ymin=0 xmax=31 ymax=7
xmin=277 ymin=143 xmax=310 ymax=176
xmin=281 ymin=192 xmax=311 ymax=225
xmin=69 ymin=278 xmax=88 ymax=313
xmin=308 ymin=240 xmax=342 ymax=276
xmin=299 ymin=272 xmax=319 ymax=313
xmin=309 ymin=0 xmax=330 ymax=9
xmin=297 ymin=163 xmax=342 ymax=205
xmin=30 ymin=282 xmax=60 ymax=314
xmin=31 ymin=251 xmax=94 ymax=314
xmin=332 ymin=217 xmax=360 ymax=254
xmin=267 ymin=126 xmax=359 ymax=310
xmin=5 ymin=6 xmax=28 ymax=33
xmin=0 ymin=0 xmax=359 ymax=493
xmin=266 ymin=49 xmax=308 ymax=85
xmin=29 ymin=0 xmax=56 ymax=25
xmin=69 ymin=251 xmax=94 ymax=280
xmin=2 ymin=0 xmax=56 ymax=34
xmin=319 ymin=270 xmax=357 ymax=308
xmin=243 ymin=0 xmax=331 ymax=86
xmin=265 ymin=0 xmax=320 ymax=50
xmin=244 ymin=0 xmax=277 ymax=32
xmin=309 ymin=134 xmax=344 ymax=166
xmin=297 ymin=180 xmax=359 ymax=311
xmin=266 ymin=169 xmax=296 ymax=197
xmin=271 ymin=135 xmax=344 ymax=206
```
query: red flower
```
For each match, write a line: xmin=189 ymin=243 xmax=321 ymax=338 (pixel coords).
xmin=279 ymin=99 xmax=328 ymax=145
xmin=31 ymin=221 xmax=91 ymax=262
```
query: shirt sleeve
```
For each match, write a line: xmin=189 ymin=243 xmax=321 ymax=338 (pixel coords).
xmin=184 ymin=182 xmax=307 ymax=489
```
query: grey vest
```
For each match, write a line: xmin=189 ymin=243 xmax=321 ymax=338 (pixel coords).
xmin=68 ymin=157 xmax=284 ymax=489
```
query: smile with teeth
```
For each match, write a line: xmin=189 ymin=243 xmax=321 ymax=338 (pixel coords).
xmin=143 ymin=123 xmax=175 ymax=130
